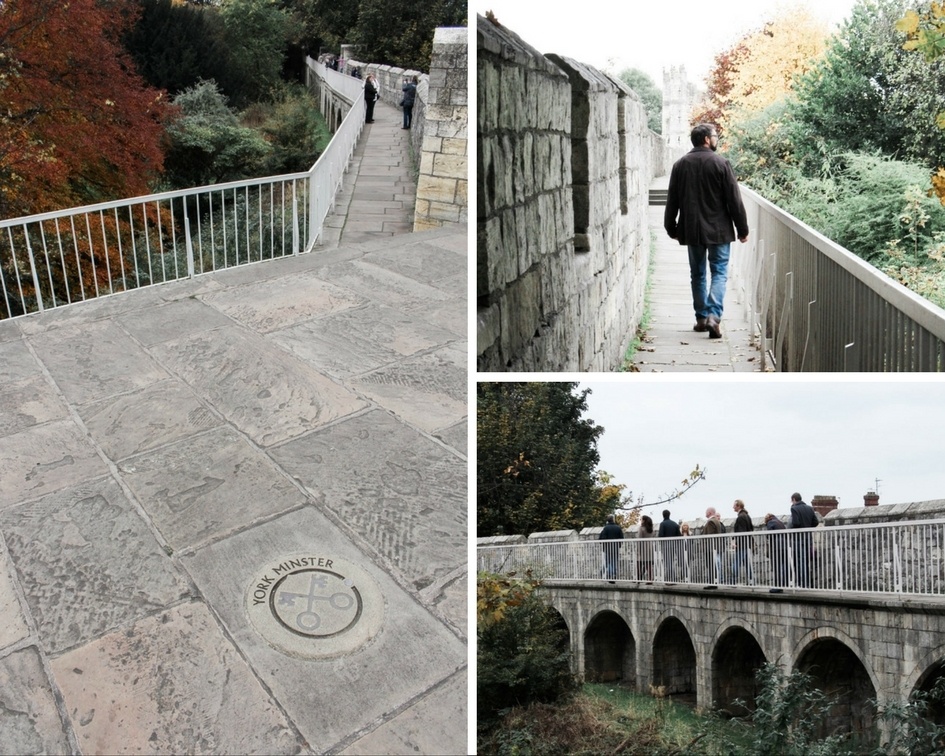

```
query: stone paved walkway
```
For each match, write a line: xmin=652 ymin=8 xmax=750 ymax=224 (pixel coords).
xmin=321 ymin=99 xmax=418 ymax=247
xmin=632 ymin=177 xmax=763 ymax=372
xmin=0 ymin=105 xmax=466 ymax=753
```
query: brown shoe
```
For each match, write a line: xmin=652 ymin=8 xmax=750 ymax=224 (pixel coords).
xmin=693 ymin=317 xmax=708 ymax=332
xmin=707 ymin=315 xmax=722 ymax=339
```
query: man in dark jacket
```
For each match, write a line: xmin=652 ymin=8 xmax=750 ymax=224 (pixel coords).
xmin=732 ymin=499 xmax=754 ymax=585
xmin=401 ymin=75 xmax=418 ymax=130
xmin=789 ymin=492 xmax=817 ymax=587
xmin=664 ymin=123 xmax=750 ymax=339
xmin=658 ymin=509 xmax=682 ymax=582
xmin=599 ymin=514 xmax=624 ymax=581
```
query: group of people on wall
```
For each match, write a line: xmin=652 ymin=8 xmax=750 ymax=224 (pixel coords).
xmin=599 ymin=494 xmax=820 ymax=592
xmin=362 ymin=73 xmax=419 ymax=129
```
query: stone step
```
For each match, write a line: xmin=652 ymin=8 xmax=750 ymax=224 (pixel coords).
xmin=649 ymin=189 xmax=668 ymax=206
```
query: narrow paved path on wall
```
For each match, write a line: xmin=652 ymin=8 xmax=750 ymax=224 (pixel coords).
xmin=320 ymin=99 xmax=418 ymax=247
xmin=631 ymin=176 xmax=763 ymax=372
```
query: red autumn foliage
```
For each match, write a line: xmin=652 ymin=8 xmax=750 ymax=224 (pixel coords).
xmin=0 ymin=0 xmax=171 ymax=219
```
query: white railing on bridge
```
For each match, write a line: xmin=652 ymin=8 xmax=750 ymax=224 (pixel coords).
xmin=0 ymin=65 xmax=364 ymax=320
xmin=732 ymin=187 xmax=945 ymax=371
xmin=478 ymin=519 xmax=945 ymax=597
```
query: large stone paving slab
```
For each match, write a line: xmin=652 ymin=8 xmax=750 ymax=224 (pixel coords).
xmin=51 ymin=602 xmax=303 ymax=755
xmin=118 ymin=297 xmax=234 ymax=347
xmin=270 ymin=302 xmax=459 ymax=379
xmin=80 ymin=380 xmax=221 ymax=462
xmin=362 ymin=241 xmax=465 ymax=286
xmin=340 ymin=670 xmax=466 ymax=755
xmin=200 ymin=272 xmax=364 ymax=333
xmin=317 ymin=259 xmax=453 ymax=313
xmin=0 ymin=647 xmax=71 ymax=755
xmin=0 ymin=420 xmax=108 ymax=509
xmin=120 ymin=425 xmax=307 ymax=552
xmin=150 ymin=324 xmax=367 ymax=447
xmin=28 ymin=320 xmax=168 ymax=405
xmin=269 ymin=410 xmax=466 ymax=590
xmin=181 ymin=507 xmax=465 ymax=753
xmin=1 ymin=477 xmax=190 ymax=653
xmin=346 ymin=344 xmax=466 ymax=434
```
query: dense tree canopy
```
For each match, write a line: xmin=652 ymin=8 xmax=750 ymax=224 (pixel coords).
xmin=791 ymin=0 xmax=945 ymax=171
xmin=477 ymin=383 xmax=615 ymax=538
xmin=0 ymin=0 xmax=169 ymax=217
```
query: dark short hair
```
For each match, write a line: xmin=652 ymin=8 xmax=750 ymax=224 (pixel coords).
xmin=606 ymin=514 xmax=615 ymax=523
xmin=690 ymin=123 xmax=715 ymax=147
xmin=791 ymin=492 xmax=802 ymax=502
xmin=662 ymin=509 xmax=670 ymax=519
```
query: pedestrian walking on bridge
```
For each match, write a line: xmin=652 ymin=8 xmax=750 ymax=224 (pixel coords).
xmin=664 ymin=123 xmax=750 ymax=339
xmin=599 ymin=514 xmax=624 ymax=582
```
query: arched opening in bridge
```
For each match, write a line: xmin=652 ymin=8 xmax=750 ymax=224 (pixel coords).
xmin=712 ymin=626 xmax=766 ymax=716
xmin=914 ymin=661 xmax=945 ymax=731
xmin=584 ymin=611 xmax=635 ymax=686
xmin=652 ymin=617 xmax=696 ymax=705
xmin=796 ymin=638 xmax=877 ymax=747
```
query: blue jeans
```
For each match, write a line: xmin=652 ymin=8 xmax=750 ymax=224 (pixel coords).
xmin=688 ymin=243 xmax=731 ymax=319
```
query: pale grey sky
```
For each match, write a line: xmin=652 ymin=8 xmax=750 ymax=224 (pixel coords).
xmin=579 ymin=378 xmax=945 ymax=527
xmin=475 ymin=0 xmax=859 ymax=86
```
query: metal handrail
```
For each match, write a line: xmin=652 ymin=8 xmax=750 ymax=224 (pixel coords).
xmin=0 ymin=62 xmax=364 ymax=320
xmin=477 ymin=518 xmax=945 ymax=597
xmin=731 ymin=187 xmax=945 ymax=371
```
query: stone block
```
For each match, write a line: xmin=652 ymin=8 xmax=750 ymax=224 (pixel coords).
xmin=433 ymin=153 xmax=467 ymax=180
xmin=0 ymin=647 xmax=70 ymax=754
xmin=417 ymin=175 xmax=457 ymax=206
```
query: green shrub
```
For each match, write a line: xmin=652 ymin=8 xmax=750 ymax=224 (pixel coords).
xmin=477 ymin=573 xmax=575 ymax=725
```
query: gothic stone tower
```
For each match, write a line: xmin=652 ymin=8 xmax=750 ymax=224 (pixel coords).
xmin=662 ymin=66 xmax=699 ymax=161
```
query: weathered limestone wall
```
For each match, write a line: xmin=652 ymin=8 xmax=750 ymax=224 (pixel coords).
xmin=414 ymin=27 xmax=468 ymax=231
xmin=478 ymin=14 xmax=667 ymax=371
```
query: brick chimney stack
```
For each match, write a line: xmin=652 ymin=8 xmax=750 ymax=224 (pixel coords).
xmin=811 ymin=495 xmax=839 ymax=516
xmin=864 ymin=491 xmax=880 ymax=507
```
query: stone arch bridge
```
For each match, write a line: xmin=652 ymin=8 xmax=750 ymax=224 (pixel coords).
xmin=542 ymin=580 xmax=945 ymax=743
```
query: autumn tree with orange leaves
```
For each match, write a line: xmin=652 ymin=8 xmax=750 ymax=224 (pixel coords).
xmin=0 ymin=0 xmax=171 ymax=218
xmin=693 ymin=8 xmax=828 ymax=133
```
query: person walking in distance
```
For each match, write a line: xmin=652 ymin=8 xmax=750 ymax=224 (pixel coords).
xmin=789 ymin=492 xmax=817 ymax=588
xmin=401 ymin=75 xmax=418 ymax=130
xmin=732 ymin=499 xmax=754 ymax=585
xmin=764 ymin=513 xmax=788 ymax=591
xmin=637 ymin=515 xmax=655 ymax=581
xmin=701 ymin=506 xmax=725 ymax=585
xmin=664 ymin=123 xmax=750 ymax=339
xmin=599 ymin=514 xmax=624 ymax=582
xmin=363 ymin=74 xmax=379 ymax=124
xmin=658 ymin=509 xmax=682 ymax=582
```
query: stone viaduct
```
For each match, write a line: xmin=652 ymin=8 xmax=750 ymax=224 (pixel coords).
xmin=477 ymin=14 xmax=671 ymax=371
xmin=481 ymin=500 xmax=945 ymax=745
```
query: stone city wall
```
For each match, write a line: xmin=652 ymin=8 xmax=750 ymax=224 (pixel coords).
xmin=477 ymin=13 xmax=668 ymax=371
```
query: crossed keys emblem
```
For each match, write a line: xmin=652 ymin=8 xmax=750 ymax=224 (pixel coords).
xmin=271 ymin=569 xmax=361 ymax=638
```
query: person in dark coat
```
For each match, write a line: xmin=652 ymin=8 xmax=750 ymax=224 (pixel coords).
xmin=732 ymin=499 xmax=754 ymax=585
xmin=658 ymin=509 xmax=682 ymax=582
xmin=664 ymin=123 xmax=750 ymax=339
xmin=364 ymin=74 xmax=378 ymax=124
xmin=401 ymin=75 xmax=418 ymax=129
xmin=599 ymin=514 xmax=624 ymax=582
xmin=789 ymin=492 xmax=818 ymax=588
xmin=764 ymin=513 xmax=788 ymax=589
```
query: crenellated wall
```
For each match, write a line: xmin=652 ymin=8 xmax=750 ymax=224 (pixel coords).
xmin=477 ymin=14 xmax=668 ymax=372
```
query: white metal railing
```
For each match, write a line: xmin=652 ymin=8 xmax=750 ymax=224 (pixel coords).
xmin=477 ymin=519 xmax=945 ymax=597
xmin=0 ymin=64 xmax=364 ymax=321
xmin=731 ymin=187 xmax=945 ymax=371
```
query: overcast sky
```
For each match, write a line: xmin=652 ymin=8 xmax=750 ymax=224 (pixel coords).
xmin=578 ymin=378 xmax=945 ymax=528
xmin=475 ymin=0 xmax=859 ymax=86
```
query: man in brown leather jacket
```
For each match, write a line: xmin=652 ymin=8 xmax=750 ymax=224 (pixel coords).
xmin=664 ymin=123 xmax=750 ymax=339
